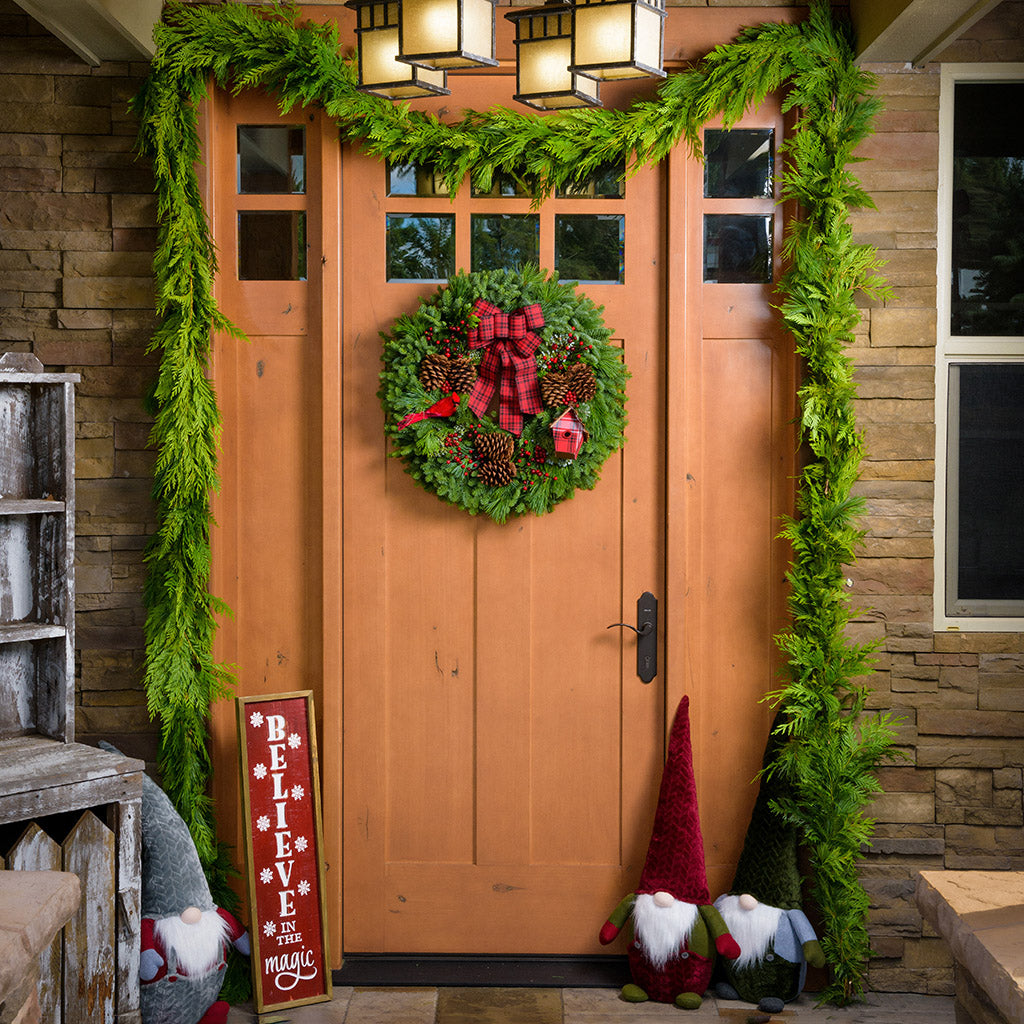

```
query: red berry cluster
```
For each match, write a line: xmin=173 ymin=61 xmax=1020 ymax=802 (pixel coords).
xmin=425 ymin=318 xmax=470 ymax=359
xmin=539 ymin=331 xmax=594 ymax=375
xmin=515 ymin=439 xmax=554 ymax=493
xmin=442 ymin=429 xmax=475 ymax=475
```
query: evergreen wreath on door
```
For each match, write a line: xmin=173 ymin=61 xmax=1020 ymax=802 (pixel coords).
xmin=378 ymin=266 xmax=628 ymax=522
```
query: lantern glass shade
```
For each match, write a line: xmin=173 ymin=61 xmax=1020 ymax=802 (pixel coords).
xmin=398 ymin=0 xmax=498 ymax=69
xmin=506 ymin=7 xmax=600 ymax=110
xmin=347 ymin=0 xmax=449 ymax=97
xmin=569 ymin=0 xmax=666 ymax=81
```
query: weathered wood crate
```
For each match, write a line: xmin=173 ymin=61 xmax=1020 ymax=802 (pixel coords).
xmin=0 ymin=353 xmax=143 ymax=1024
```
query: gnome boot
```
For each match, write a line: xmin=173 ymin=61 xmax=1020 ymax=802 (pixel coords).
xmin=758 ymin=996 xmax=785 ymax=1015
xmin=674 ymin=992 xmax=702 ymax=1010
xmin=198 ymin=1001 xmax=230 ymax=1024
xmin=715 ymin=981 xmax=740 ymax=1000
xmin=621 ymin=984 xmax=649 ymax=1003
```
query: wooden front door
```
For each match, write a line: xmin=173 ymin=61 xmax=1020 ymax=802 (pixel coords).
xmin=206 ymin=5 xmax=797 ymax=966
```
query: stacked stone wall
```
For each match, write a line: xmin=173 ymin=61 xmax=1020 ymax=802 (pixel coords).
xmin=851 ymin=0 xmax=1024 ymax=997
xmin=0 ymin=0 xmax=158 ymax=766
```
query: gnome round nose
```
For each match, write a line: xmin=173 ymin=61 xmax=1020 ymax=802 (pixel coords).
xmin=180 ymin=906 xmax=203 ymax=925
xmin=738 ymin=893 xmax=758 ymax=912
xmin=653 ymin=891 xmax=675 ymax=908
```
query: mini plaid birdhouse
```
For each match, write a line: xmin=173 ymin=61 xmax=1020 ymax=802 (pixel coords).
xmin=551 ymin=407 xmax=587 ymax=457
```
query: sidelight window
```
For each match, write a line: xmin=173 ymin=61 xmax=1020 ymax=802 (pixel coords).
xmin=936 ymin=67 xmax=1024 ymax=629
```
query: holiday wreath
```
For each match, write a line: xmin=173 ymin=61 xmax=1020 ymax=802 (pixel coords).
xmin=378 ymin=266 xmax=628 ymax=522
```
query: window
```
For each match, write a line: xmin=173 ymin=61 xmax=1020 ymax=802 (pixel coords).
xmin=936 ymin=67 xmax=1024 ymax=629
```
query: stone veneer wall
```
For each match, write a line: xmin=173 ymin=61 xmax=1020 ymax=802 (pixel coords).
xmin=2 ymin=0 xmax=1024 ymax=996
xmin=0 ymin=0 xmax=159 ymax=766
xmin=851 ymin=0 xmax=1024 ymax=997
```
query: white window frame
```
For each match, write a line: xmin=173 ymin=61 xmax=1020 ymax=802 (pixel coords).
xmin=934 ymin=63 xmax=1024 ymax=632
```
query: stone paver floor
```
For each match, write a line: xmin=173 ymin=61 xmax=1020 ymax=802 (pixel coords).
xmin=226 ymin=987 xmax=957 ymax=1024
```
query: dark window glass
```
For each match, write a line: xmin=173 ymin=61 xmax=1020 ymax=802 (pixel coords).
xmin=555 ymin=214 xmax=624 ymax=283
xmin=703 ymin=214 xmax=772 ymax=283
xmin=471 ymin=214 xmax=540 ymax=272
xmin=704 ymin=129 xmax=773 ymax=198
xmin=951 ymin=82 xmax=1024 ymax=336
xmin=556 ymin=160 xmax=626 ymax=198
xmin=237 ymin=125 xmax=305 ymax=194
xmin=471 ymin=173 xmax=531 ymax=198
xmin=949 ymin=363 xmax=1024 ymax=613
xmin=238 ymin=212 xmax=307 ymax=280
xmin=386 ymin=214 xmax=455 ymax=280
xmin=388 ymin=163 xmax=449 ymax=196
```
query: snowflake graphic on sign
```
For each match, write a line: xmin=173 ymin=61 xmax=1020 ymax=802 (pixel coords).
xmin=298 ymin=879 xmax=311 ymax=896
xmin=291 ymin=785 xmax=304 ymax=801
xmin=253 ymin=763 xmax=267 ymax=779
xmin=256 ymin=815 xmax=270 ymax=832
xmin=263 ymin=920 xmax=276 ymax=937
xmin=295 ymin=835 xmax=308 ymax=852
xmin=260 ymin=868 xmax=273 ymax=884
xmin=288 ymin=733 xmax=302 ymax=749
xmin=249 ymin=711 xmax=264 ymax=729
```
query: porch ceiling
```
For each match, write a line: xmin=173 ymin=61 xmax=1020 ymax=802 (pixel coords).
xmin=12 ymin=0 xmax=161 ymax=66
xmin=849 ymin=0 xmax=1004 ymax=65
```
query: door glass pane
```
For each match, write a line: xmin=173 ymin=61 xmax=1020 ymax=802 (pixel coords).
xmin=554 ymin=214 xmax=624 ymax=283
xmin=388 ymin=163 xmax=449 ymax=196
xmin=471 ymin=173 xmax=531 ymax=198
xmin=556 ymin=160 xmax=626 ymax=198
xmin=238 ymin=211 xmax=307 ymax=280
xmin=703 ymin=214 xmax=771 ymax=283
xmin=386 ymin=214 xmax=455 ymax=280
xmin=951 ymin=82 xmax=1024 ymax=336
xmin=237 ymin=125 xmax=305 ymax=194
xmin=704 ymin=129 xmax=773 ymax=198
xmin=471 ymin=214 xmax=540 ymax=271
xmin=948 ymin=363 xmax=1024 ymax=613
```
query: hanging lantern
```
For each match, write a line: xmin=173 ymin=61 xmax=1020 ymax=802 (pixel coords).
xmin=568 ymin=0 xmax=666 ymax=81
xmin=505 ymin=2 xmax=600 ymax=110
xmin=396 ymin=0 xmax=498 ymax=70
xmin=346 ymin=0 xmax=450 ymax=98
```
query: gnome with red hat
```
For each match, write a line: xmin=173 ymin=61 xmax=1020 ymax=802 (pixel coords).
xmin=599 ymin=696 xmax=740 ymax=1009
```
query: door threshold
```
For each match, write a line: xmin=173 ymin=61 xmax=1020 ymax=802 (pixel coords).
xmin=334 ymin=954 xmax=630 ymax=988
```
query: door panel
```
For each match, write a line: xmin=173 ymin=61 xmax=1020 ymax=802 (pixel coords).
xmin=341 ymin=71 xmax=666 ymax=954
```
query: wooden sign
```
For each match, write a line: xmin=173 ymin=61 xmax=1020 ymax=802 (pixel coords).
xmin=237 ymin=691 xmax=332 ymax=1012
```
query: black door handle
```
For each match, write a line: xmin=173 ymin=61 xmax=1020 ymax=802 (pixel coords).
xmin=607 ymin=591 xmax=657 ymax=683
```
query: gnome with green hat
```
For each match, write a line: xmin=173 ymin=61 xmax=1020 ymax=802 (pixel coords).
xmin=712 ymin=715 xmax=825 ymax=1015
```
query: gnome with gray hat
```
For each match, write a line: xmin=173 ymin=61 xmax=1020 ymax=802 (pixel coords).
xmin=136 ymin=768 xmax=250 ymax=1024
xmin=712 ymin=715 xmax=825 ymax=1015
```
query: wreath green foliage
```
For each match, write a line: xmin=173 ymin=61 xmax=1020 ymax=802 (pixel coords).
xmin=135 ymin=0 xmax=897 ymax=1002
xmin=378 ymin=267 xmax=627 ymax=523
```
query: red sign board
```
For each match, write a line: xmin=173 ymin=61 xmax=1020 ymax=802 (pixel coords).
xmin=237 ymin=692 xmax=332 ymax=1012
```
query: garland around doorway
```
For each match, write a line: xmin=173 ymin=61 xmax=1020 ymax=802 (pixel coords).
xmin=136 ymin=0 xmax=898 ymax=1003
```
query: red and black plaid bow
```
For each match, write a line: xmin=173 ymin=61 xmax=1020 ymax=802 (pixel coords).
xmin=465 ymin=299 xmax=544 ymax=436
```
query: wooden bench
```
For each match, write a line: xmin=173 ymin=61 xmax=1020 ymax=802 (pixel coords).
xmin=916 ymin=870 xmax=1024 ymax=1024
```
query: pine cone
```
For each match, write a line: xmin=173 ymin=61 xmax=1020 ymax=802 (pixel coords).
xmin=541 ymin=372 xmax=569 ymax=408
xmin=474 ymin=432 xmax=515 ymax=462
xmin=447 ymin=357 xmax=477 ymax=394
xmin=478 ymin=459 xmax=517 ymax=486
xmin=566 ymin=363 xmax=597 ymax=404
xmin=418 ymin=352 xmax=451 ymax=391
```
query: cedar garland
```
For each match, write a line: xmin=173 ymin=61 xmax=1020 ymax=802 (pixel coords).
xmin=135 ymin=0 xmax=896 ymax=1000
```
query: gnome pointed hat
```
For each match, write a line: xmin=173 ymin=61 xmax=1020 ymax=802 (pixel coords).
xmin=140 ymin=771 xmax=216 ymax=917
xmin=636 ymin=695 xmax=710 ymax=904
xmin=728 ymin=712 xmax=802 ymax=911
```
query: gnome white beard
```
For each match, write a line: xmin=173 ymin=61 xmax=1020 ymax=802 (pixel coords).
xmin=154 ymin=909 xmax=231 ymax=977
xmin=632 ymin=893 xmax=699 ymax=970
xmin=714 ymin=894 xmax=783 ymax=970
